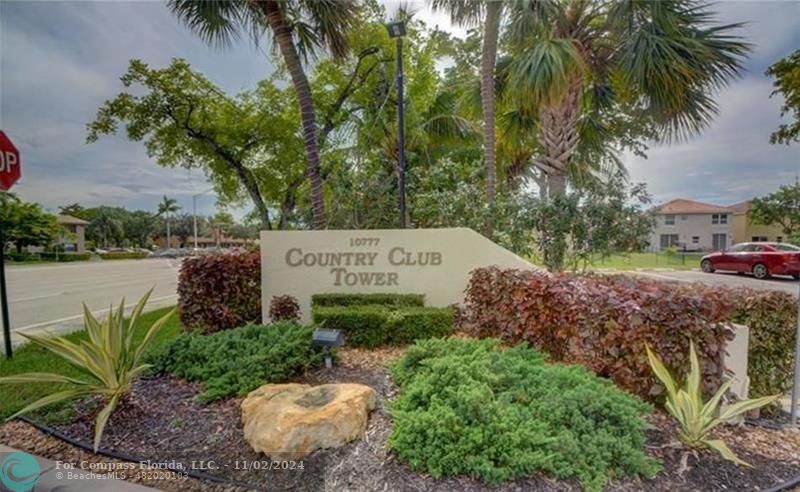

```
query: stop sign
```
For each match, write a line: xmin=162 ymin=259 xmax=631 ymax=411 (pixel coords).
xmin=0 ymin=131 xmax=21 ymax=191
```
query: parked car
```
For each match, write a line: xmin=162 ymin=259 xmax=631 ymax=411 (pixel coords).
xmin=700 ymin=242 xmax=800 ymax=280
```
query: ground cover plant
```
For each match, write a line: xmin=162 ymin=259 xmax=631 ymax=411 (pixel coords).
xmin=389 ymin=337 xmax=659 ymax=491
xmin=646 ymin=341 xmax=780 ymax=466
xmin=0 ymin=290 xmax=175 ymax=450
xmin=177 ymin=252 xmax=260 ymax=333
xmin=148 ymin=322 xmax=325 ymax=402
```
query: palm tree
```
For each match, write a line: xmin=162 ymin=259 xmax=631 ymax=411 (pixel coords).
xmin=157 ymin=195 xmax=181 ymax=248
xmin=431 ymin=0 xmax=504 ymax=220
xmin=168 ymin=0 xmax=361 ymax=230
xmin=505 ymin=0 xmax=750 ymax=197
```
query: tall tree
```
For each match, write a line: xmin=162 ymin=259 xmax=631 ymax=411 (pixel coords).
xmin=157 ymin=195 xmax=181 ymax=248
xmin=0 ymin=194 xmax=61 ymax=253
xmin=505 ymin=0 xmax=750 ymax=196
xmin=167 ymin=0 xmax=362 ymax=229
xmin=766 ymin=48 xmax=800 ymax=145
xmin=431 ymin=0 xmax=504 ymax=221
xmin=749 ymin=182 xmax=800 ymax=241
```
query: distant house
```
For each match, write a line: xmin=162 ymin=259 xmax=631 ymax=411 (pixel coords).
xmin=649 ymin=199 xmax=734 ymax=252
xmin=56 ymin=214 xmax=90 ymax=253
xmin=728 ymin=201 xmax=786 ymax=244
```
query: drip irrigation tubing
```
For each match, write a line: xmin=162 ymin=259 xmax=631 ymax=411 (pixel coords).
xmin=16 ymin=416 xmax=272 ymax=491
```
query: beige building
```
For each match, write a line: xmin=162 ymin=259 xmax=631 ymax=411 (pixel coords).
xmin=729 ymin=201 xmax=786 ymax=244
xmin=649 ymin=199 xmax=734 ymax=252
xmin=56 ymin=214 xmax=89 ymax=253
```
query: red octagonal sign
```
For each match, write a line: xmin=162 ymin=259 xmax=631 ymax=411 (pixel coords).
xmin=0 ymin=131 xmax=21 ymax=191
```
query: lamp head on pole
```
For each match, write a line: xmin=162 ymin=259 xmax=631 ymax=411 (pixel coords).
xmin=385 ymin=20 xmax=406 ymax=38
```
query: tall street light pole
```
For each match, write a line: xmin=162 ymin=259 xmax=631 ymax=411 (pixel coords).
xmin=192 ymin=187 xmax=214 ymax=251
xmin=386 ymin=20 xmax=407 ymax=228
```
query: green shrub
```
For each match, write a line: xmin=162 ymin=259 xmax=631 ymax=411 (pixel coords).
xmin=729 ymin=291 xmax=797 ymax=399
xmin=40 ymin=252 xmax=92 ymax=262
xmin=312 ymin=306 xmax=453 ymax=348
xmin=385 ymin=307 xmax=453 ymax=345
xmin=148 ymin=322 xmax=325 ymax=401
xmin=99 ymin=251 xmax=149 ymax=260
xmin=389 ymin=338 xmax=659 ymax=491
xmin=311 ymin=293 xmax=424 ymax=308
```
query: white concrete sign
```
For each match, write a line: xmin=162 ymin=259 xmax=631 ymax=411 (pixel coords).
xmin=260 ymin=228 xmax=534 ymax=322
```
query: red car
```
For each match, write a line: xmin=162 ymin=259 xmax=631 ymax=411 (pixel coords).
xmin=700 ymin=242 xmax=800 ymax=280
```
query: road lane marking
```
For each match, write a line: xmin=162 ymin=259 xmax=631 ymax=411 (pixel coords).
xmin=10 ymin=294 xmax=179 ymax=333
xmin=11 ymin=292 xmax=65 ymax=303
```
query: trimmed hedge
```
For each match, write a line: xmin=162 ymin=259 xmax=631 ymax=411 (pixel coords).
xmin=311 ymin=293 xmax=425 ymax=308
xmin=464 ymin=267 xmax=797 ymax=402
xmin=147 ymin=322 xmax=325 ymax=402
xmin=389 ymin=338 xmax=658 ymax=491
xmin=729 ymin=291 xmax=797 ymax=399
xmin=39 ymin=252 xmax=92 ymax=262
xmin=312 ymin=305 xmax=453 ymax=348
xmin=99 ymin=251 xmax=149 ymax=260
xmin=465 ymin=267 xmax=735 ymax=400
xmin=177 ymin=252 xmax=261 ymax=333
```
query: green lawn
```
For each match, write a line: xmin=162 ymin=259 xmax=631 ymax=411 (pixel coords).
xmin=0 ymin=306 xmax=180 ymax=422
xmin=586 ymin=252 xmax=702 ymax=271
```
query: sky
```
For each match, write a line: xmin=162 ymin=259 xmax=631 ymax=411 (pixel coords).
xmin=0 ymin=1 xmax=798 ymax=219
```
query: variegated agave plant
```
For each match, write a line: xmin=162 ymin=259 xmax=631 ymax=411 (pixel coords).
xmin=646 ymin=341 xmax=780 ymax=466
xmin=0 ymin=289 xmax=175 ymax=451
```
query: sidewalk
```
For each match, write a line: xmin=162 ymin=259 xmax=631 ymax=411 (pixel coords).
xmin=0 ymin=445 xmax=155 ymax=491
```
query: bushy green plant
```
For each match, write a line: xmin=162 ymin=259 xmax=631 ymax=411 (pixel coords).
xmin=0 ymin=289 xmax=175 ymax=450
xmin=389 ymin=338 xmax=659 ymax=491
xmin=148 ymin=322 xmax=325 ymax=401
xmin=729 ymin=291 xmax=797 ymax=399
xmin=646 ymin=342 xmax=780 ymax=465
xmin=311 ymin=293 xmax=425 ymax=308
xmin=312 ymin=306 xmax=453 ymax=348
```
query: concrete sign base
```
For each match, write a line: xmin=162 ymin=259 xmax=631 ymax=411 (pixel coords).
xmin=260 ymin=228 xmax=534 ymax=323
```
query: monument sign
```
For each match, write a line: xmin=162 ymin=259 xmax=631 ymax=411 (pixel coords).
xmin=261 ymin=228 xmax=534 ymax=322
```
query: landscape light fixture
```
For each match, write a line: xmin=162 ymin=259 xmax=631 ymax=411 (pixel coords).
xmin=385 ymin=20 xmax=406 ymax=38
xmin=312 ymin=328 xmax=345 ymax=369
xmin=385 ymin=19 xmax=407 ymax=228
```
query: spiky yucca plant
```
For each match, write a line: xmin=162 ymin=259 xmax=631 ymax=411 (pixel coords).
xmin=0 ymin=289 xmax=175 ymax=451
xmin=646 ymin=341 xmax=780 ymax=466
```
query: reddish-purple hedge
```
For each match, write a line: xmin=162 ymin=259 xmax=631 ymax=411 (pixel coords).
xmin=178 ymin=252 xmax=261 ymax=333
xmin=464 ymin=267 xmax=738 ymax=399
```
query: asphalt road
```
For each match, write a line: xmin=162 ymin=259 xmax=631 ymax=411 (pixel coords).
xmin=0 ymin=258 xmax=180 ymax=347
xmin=633 ymin=269 xmax=800 ymax=295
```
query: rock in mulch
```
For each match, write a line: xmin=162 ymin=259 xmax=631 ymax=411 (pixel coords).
xmin=241 ymin=383 xmax=375 ymax=459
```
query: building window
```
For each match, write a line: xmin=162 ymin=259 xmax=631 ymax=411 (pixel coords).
xmin=712 ymin=233 xmax=727 ymax=250
xmin=664 ymin=215 xmax=676 ymax=225
xmin=660 ymin=234 xmax=679 ymax=249
xmin=681 ymin=215 xmax=688 ymax=221
xmin=777 ymin=236 xmax=784 ymax=243
xmin=692 ymin=236 xmax=700 ymax=244
xmin=712 ymin=213 xmax=728 ymax=225
xmin=751 ymin=236 xmax=768 ymax=242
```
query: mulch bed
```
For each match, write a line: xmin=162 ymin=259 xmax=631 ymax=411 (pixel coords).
xmin=1 ymin=347 xmax=798 ymax=492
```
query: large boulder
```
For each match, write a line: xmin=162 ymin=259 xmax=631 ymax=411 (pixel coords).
xmin=241 ymin=383 xmax=376 ymax=459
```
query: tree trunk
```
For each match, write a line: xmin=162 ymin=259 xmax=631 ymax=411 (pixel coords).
xmin=538 ymin=77 xmax=582 ymax=197
xmin=263 ymin=1 xmax=326 ymax=229
xmin=166 ymin=219 xmax=171 ymax=248
xmin=481 ymin=1 xmax=501 ymax=218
